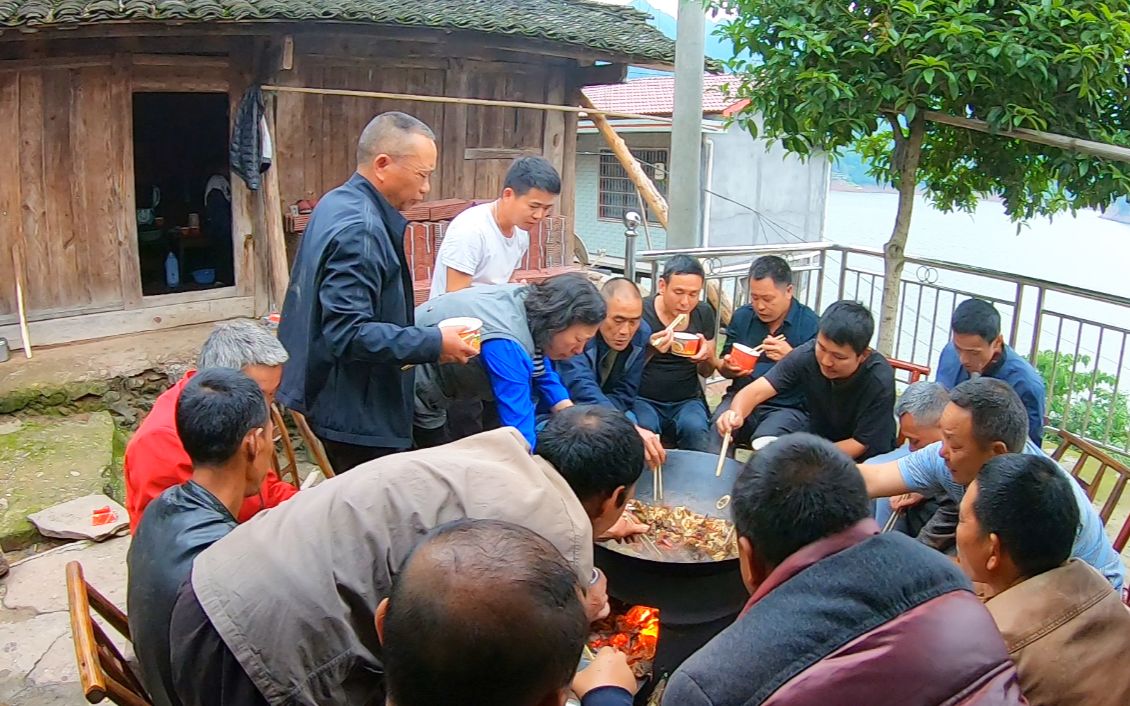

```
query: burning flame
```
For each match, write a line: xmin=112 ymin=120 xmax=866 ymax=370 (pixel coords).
xmin=589 ymin=604 xmax=660 ymax=666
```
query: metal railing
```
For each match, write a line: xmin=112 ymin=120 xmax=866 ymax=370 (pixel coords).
xmin=627 ymin=242 xmax=1130 ymax=458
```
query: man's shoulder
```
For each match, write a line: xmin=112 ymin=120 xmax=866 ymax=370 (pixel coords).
xmin=865 ymin=351 xmax=897 ymax=385
xmin=442 ymin=203 xmax=492 ymax=237
xmin=1003 ymin=348 xmax=1046 ymax=389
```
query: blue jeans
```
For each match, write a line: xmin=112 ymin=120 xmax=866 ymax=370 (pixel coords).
xmin=633 ymin=397 xmax=713 ymax=452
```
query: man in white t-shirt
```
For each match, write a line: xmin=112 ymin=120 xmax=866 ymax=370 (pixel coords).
xmin=429 ymin=156 xmax=560 ymax=299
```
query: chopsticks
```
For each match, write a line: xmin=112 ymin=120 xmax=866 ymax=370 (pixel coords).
xmin=650 ymin=313 xmax=688 ymax=346
xmin=715 ymin=432 xmax=732 ymax=477
xmin=652 ymin=464 xmax=664 ymax=501
xmin=881 ymin=507 xmax=904 ymax=533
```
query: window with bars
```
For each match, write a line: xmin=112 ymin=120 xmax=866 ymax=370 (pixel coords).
xmin=598 ymin=149 xmax=669 ymax=224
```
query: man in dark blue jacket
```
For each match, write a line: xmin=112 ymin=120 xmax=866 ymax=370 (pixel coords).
xmin=555 ymin=278 xmax=664 ymax=467
xmin=712 ymin=256 xmax=820 ymax=450
xmin=277 ymin=112 xmax=475 ymax=473
xmin=936 ymin=298 xmax=1046 ymax=445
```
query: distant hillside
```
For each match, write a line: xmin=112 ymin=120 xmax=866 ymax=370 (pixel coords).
xmin=626 ymin=0 xmax=744 ymax=78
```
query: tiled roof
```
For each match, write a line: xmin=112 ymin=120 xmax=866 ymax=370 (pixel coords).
xmin=582 ymin=73 xmax=740 ymax=116
xmin=0 ymin=0 xmax=677 ymax=66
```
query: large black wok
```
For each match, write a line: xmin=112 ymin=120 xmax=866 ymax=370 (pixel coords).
xmin=594 ymin=449 xmax=749 ymax=694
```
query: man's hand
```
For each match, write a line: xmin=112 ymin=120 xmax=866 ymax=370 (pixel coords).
xmin=636 ymin=426 xmax=666 ymax=469
xmin=649 ymin=328 xmax=674 ymax=354
xmin=584 ymin=569 xmax=610 ymax=622
xmin=573 ymin=647 xmax=639 ymax=699
xmin=759 ymin=334 xmax=792 ymax=362
xmin=437 ymin=326 xmax=477 ymax=364
xmin=552 ymin=399 xmax=575 ymax=413
xmin=716 ymin=408 xmax=744 ymax=436
xmin=890 ymin=492 xmax=925 ymax=511
xmin=689 ymin=334 xmax=712 ymax=363
xmin=597 ymin=510 xmax=649 ymax=541
xmin=720 ymin=354 xmax=753 ymax=378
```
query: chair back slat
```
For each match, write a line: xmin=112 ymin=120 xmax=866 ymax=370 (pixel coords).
xmin=65 ymin=561 xmax=153 ymax=706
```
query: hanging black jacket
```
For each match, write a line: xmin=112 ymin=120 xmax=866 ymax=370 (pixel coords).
xmin=277 ymin=173 xmax=442 ymax=449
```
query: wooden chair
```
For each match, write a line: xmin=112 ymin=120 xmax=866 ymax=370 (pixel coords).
xmin=270 ymin=403 xmax=335 ymax=484
xmin=887 ymin=357 xmax=931 ymax=385
xmin=65 ymin=561 xmax=152 ymax=706
xmin=1048 ymin=429 xmax=1130 ymax=554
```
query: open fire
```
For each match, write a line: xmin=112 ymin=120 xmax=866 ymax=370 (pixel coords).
xmin=588 ymin=604 xmax=661 ymax=678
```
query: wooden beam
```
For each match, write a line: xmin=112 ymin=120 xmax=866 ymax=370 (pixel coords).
xmin=262 ymin=99 xmax=290 ymax=310
xmin=578 ymin=93 xmax=669 ymax=228
xmin=573 ymin=63 xmax=627 ymax=87
xmin=464 ymin=147 xmax=538 ymax=160
xmin=919 ymin=109 xmax=1130 ymax=164
xmin=261 ymin=84 xmax=674 ymax=124
xmin=0 ymin=296 xmax=255 ymax=347
xmin=281 ymin=34 xmax=294 ymax=71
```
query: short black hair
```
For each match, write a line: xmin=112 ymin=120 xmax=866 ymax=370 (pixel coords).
xmin=818 ymin=300 xmax=874 ymax=355
xmin=537 ymin=406 xmax=644 ymax=504
xmin=951 ymin=299 xmax=1001 ymax=342
xmin=524 ymin=273 xmax=606 ymax=349
xmin=503 ymin=156 xmax=562 ymax=196
xmin=748 ymin=255 xmax=792 ymax=287
xmin=732 ymin=433 xmax=870 ymax=568
xmin=949 ymin=378 xmax=1028 ymax=453
xmin=383 ymin=519 xmax=587 ymax=706
xmin=175 ymin=368 xmax=268 ymax=467
xmin=973 ymin=454 xmax=1078 ymax=578
xmin=661 ymin=254 xmax=705 ymax=282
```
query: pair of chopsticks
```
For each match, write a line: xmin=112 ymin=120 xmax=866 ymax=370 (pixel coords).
xmin=650 ymin=312 xmax=687 ymax=345
xmin=715 ymin=431 xmax=732 ymax=477
xmin=652 ymin=464 xmax=664 ymax=501
xmin=881 ymin=507 xmax=905 ymax=533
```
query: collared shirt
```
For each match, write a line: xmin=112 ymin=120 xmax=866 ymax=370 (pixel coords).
xmin=897 ymin=439 xmax=1125 ymax=590
xmin=721 ymin=298 xmax=820 ymax=405
xmin=936 ymin=342 xmax=1047 ymax=444
xmin=764 ymin=340 xmax=898 ymax=457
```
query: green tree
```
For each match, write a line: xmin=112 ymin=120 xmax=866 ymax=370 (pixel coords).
xmin=710 ymin=0 xmax=1130 ymax=353
xmin=1035 ymin=350 xmax=1130 ymax=449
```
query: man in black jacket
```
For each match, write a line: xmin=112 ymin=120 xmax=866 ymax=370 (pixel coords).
xmin=127 ymin=368 xmax=276 ymax=706
xmin=277 ymin=112 xmax=475 ymax=472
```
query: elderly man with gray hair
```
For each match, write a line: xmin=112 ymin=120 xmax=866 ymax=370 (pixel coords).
xmin=124 ymin=320 xmax=297 ymax=531
xmin=871 ymin=381 xmax=959 ymax=551
xmin=277 ymin=111 xmax=476 ymax=473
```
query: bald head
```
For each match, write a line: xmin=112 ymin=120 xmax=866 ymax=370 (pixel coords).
xmin=379 ymin=519 xmax=587 ymax=706
xmin=356 ymin=112 xmax=435 ymax=166
xmin=598 ymin=278 xmax=644 ymax=352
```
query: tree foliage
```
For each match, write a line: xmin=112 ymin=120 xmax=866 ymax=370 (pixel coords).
xmin=1035 ymin=350 xmax=1130 ymax=449
xmin=711 ymin=0 xmax=1130 ymax=220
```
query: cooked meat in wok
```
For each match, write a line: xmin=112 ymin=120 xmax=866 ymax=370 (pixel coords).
xmin=603 ymin=500 xmax=738 ymax=563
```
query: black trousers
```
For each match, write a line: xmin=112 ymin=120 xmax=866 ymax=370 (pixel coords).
xmin=169 ymin=577 xmax=269 ymax=706
xmin=321 ymin=439 xmax=403 ymax=474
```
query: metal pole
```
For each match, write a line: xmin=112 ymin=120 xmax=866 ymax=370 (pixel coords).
xmin=623 ymin=211 xmax=642 ymax=282
xmin=668 ymin=0 xmax=706 ymax=249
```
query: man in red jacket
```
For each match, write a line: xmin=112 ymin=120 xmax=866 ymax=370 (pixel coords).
xmin=125 ymin=321 xmax=297 ymax=531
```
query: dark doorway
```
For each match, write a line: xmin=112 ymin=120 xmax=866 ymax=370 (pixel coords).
xmin=133 ymin=92 xmax=233 ymax=296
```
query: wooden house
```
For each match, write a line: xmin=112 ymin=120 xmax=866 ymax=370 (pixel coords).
xmin=0 ymin=0 xmax=675 ymax=347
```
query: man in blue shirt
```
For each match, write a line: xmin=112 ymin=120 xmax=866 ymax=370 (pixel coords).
xmin=555 ymin=278 xmax=665 ymax=468
xmin=936 ymin=298 xmax=1047 ymax=445
xmin=713 ymin=256 xmax=820 ymax=449
xmin=414 ymin=275 xmax=605 ymax=450
xmin=858 ymin=377 xmax=1124 ymax=590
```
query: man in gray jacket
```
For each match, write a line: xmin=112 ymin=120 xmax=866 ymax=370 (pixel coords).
xmin=169 ymin=406 xmax=645 ymax=706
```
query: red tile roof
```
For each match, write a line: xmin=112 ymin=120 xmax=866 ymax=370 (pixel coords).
xmin=581 ymin=74 xmax=742 ymax=116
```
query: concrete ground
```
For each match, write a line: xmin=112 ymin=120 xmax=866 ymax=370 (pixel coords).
xmin=1 ymin=537 xmax=128 ymax=705
xmin=0 ymin=323 xmax=216 ymax=407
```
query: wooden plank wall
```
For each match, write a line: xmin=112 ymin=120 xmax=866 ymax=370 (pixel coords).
xmin=272 ymin=53 xmax=569 ymax=214
xmin=0 ymin=61 xmax=130 ymax=319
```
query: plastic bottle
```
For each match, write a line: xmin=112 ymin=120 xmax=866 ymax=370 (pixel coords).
xmin=165 ymin=251 xmax=180 ymax=289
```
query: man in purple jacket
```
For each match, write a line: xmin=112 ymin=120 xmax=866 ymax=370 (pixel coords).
xmin=663 ymin=434 xmax=1025 ymax=706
